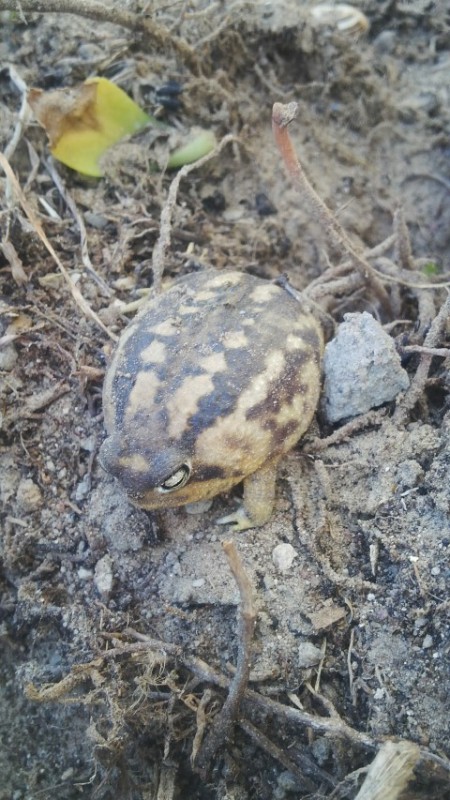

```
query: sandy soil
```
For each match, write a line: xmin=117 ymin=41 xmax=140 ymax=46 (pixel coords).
xmin=0 ymin=2 xmax=449 ymax=799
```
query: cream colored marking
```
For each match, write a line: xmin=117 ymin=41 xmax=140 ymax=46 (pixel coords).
xmin=118 ymin=453 xmax=150 ymax=473
xmin=200 ymin=352 xmax=227 ymax=373
xmin=167 ymin=373 xmax=215 ymax=439
xmin=178 ymin=304 xmax=199 ymax=315
xmin=148 ymin=319 xmax=179 ymax=337
xmin=285 ymin=333 xmax=308 ymax=351
xmin=194 ymin=290 xmax=219 ymax=302
xmin=222 ymin=330 xmax=248 ymax=349
xmin=125 ymin=371 xmax=161 ymax=420
xmin=195 ymin=413 xmax=272 ymax=474
xmin=249 ymin=284 xmax=279 ymax=303
xmin=140 ymin=340 xmax=167 ymax=364
xmin=237 ymin=349 xmax=286 ymax=414
xmin=292 ymin=315 xmax=322 ymax=337
xmin=205 ymin=272 xmax=242 ymax=288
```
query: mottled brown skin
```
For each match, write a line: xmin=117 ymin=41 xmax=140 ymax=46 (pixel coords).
xmin=100 ymin=270 xmax=323 ymax=529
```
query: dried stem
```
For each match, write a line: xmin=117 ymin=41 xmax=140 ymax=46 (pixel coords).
xmin=152 ymin=134 xmax=237 ymax=291
xmin=272 ymin=102 xmax=392 ymax=315
xmin=0 ymin=153 xmax=117 ymax=341
xmin=393 ymin=207 xmax=414 ymax=271
xmin=395 ymin=292 xmax=450 ymax=422
xmin=194 ymin=540 xmax=256 ymax=774
xmin=46 ymin=158 xmax=112 ymax=297
xmin=238 ymin=719 xmax=323 ymax=792
xmin=0 ymin=0 xmax=200 ymax=72
xmin=305 ymin=409 xmax=387 ymax=453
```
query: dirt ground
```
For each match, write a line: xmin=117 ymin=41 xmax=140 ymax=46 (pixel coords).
xmin=1 ymin=1 xmax=449 ymax=798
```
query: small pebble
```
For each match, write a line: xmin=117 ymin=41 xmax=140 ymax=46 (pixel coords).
xmin=77 ymin=567 xmax=93 ymax=581
xmin=94 ymin=554 xmax=114 ymax=600
xmin=272 ymin=543 xmax=297 ymax=572
xmin=422 ymin=634 xmax=433 ymax=650
xmin=323 ymin=312 xmax=410 ymax=422
xmin=16 ymin=478 xmax=43 ymax=512
xmin=298 ymin=641 xmax=323 ymax=668
xmin=311 ymin=737 xmax=331 ymax=765
xmin=74 ymin=475 xmax=91 ymax=503
xmin=0 ymin=343 xmax=18 ymax=371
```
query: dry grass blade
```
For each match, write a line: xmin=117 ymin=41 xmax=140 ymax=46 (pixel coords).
xmin=0 ymin=153 xmax=117 ymax=341
xmin=354 ymin=741 xmax=420 ymax=800
xmin=45 ymin=158 xmax=113 ymax=297
xmin=0 ymin=240 xmax=28 ymax=285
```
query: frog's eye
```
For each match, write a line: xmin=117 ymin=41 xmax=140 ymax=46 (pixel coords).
xmin=159 ymin=464 xmax=191 ymax=492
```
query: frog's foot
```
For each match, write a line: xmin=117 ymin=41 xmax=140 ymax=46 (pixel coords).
xmin=217 ymin=460 xmax=280 ymax=530
xmin=216 ymin=506 xmax=257 ymax=531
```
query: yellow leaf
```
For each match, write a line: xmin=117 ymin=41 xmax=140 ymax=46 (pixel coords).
xmin=29 ymin=77 xmax=151 ymax=177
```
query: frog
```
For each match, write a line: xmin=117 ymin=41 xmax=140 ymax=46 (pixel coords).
xmin=99 ymin=269 xmax=323 ymax=530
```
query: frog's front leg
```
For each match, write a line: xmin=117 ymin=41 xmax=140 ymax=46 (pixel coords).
xmin=217 ymin=459 xmax=280 ymax=531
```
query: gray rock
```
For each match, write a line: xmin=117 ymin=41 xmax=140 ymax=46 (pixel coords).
xmin=323 ymin=312 xmax=410 ymax=423
xmin=298 ymin=641 xmax=323 ymax=668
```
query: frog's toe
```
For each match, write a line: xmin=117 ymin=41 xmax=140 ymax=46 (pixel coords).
xmin=216 ymin=506 xmax=256 ymax=531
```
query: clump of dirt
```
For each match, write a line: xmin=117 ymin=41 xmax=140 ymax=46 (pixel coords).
xmin=1 ymin=2 xmax=449 ymax=799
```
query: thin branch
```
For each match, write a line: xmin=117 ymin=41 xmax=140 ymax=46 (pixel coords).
xmin=305 ymin=408 xmax=387 ymax=453
xmin=45 ymin=158 xmax=113 ymax=297
xmin=0 ymin=153 xmax=117 ymax=341
xmin=0 ymin=0 xmax=200 ymax=72
xmin=194 ymin=540 xmax=256 ymax=774
xmin=272 ymin=102 xmax=392 ymax=315
xmin=152 ymin=133 xmax=237 ymax=291
xmin=400 ymin=344 xmax=450 ymax=358
xmin=395 ymin=292 xmax=450 ymax=422
xmin=238 ymin=719 xmax=323 ymax=792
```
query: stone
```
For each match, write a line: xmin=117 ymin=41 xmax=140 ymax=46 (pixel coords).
xmin=323 ymin=312 xmax=410 ymax=423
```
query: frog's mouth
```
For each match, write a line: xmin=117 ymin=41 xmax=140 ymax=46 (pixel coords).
xmin=98 ymin=435 xmax=191 ymax=501
xmin=99 ymin=435 xmax=245 ymax=509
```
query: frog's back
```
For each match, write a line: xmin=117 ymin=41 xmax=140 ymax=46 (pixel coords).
xmin=101 ymin=269 xmax=323 ymax=510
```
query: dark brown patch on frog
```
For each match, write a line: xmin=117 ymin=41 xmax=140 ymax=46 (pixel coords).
xmin=194 ymin=464 xmax=227 ymax=481
xmin=245 ymin=350 xmax=311 ymax=421
xmin=298 ymin=326 xmax=323 ymax=353
xmin=271 ymin=419 xmax=300 ymax=446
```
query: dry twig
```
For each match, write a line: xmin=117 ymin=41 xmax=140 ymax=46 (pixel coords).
xmin=305 ymin=408 xmax=387 ymax=453
xmin=0 ymin=0 xmax=200 ymax=72
xmin=272 ymin=102 xmax=392 ymax=315
xmin=395 ymin=292 xmax=450 ymax=422
xmin=0 ymin=153 xmax=117 ymax=341
xmin=238 ymin=718 xmax=324 ymax=792
xmin=45 ymin=158 xmax=112 ymax=297
xmin=194 ymin=540 xmax=256 ymax=775
xmin=152 ymin=134 xmax=237 ymax=291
